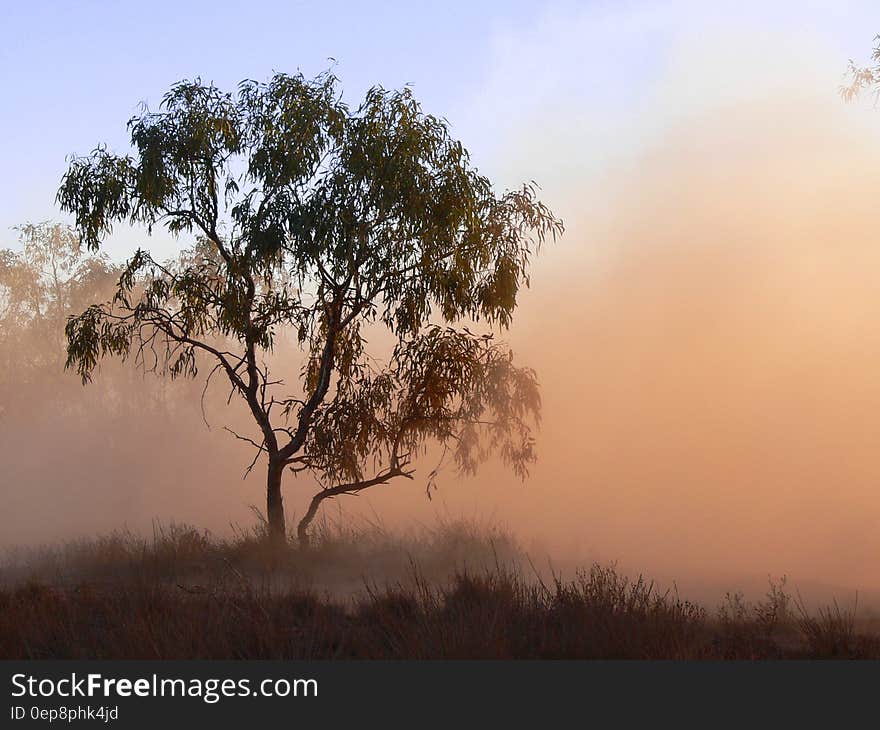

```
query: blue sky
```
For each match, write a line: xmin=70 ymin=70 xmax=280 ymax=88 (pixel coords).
xmin=2 ymin=1 xmax=879 ymax=259
xmin=1 ymin=0 xmax=536 ymax=246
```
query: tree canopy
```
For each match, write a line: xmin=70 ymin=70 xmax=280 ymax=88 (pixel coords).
xmin=58 ymin=71 xmax=563 ymax=544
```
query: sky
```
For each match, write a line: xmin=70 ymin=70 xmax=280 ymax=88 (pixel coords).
xmin=2 ymin=1 xmax=877 ymax=253
xmin=0 ymin=0 xmax=537 ymax=249
xmin=4 ymin=1 xmax=880 ymax=600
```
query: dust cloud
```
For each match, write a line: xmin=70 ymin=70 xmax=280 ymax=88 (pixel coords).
xmin=3 ymin=25 xmax=880 ymax=604
xmin=356 ymin=40 xmax=880 ymax=598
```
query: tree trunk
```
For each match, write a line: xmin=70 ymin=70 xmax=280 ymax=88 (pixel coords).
xmin=297 ymin=491 xmax=326 ymax=549
xmin=266 ymin=459 xmax=286 ymax=545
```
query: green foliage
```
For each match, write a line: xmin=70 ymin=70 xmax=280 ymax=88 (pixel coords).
xmin=58 ymin=71 xmax=562 ymax=529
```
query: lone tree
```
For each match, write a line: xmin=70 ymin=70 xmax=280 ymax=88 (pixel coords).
xmin=59 ymin=72 xmax=562 ymax=545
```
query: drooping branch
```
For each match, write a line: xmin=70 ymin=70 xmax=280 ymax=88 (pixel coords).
xmin=297 ymin=463 xmax=414 ymax=545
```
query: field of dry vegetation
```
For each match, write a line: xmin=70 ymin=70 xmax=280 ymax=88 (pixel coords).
xmin=1 ymin=520 xmax=877 ymax=660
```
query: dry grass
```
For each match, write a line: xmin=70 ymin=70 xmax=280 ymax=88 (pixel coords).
xmin=1 ymin=521 xmax=877 ymax=659
xmin=0 ymin=517 xmax=521 ymax=594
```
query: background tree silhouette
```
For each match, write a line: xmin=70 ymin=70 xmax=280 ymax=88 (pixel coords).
xmin=0 ymin=223 xmax=117 ymax=420
xmin=59 ymin=72 xmax=562 ymax=545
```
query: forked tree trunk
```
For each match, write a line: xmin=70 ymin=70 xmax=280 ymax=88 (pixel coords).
xmin=266 ymin=459 xmax=286 ymax=545
xmin=296 ymin=468 xmax=404 ymax=547
xmin=297 ymin=491 xmax=326 ymax=549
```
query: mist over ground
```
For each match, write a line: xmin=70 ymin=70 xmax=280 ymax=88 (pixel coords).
xmin=2 ymin=13 xmax=879 ymax=608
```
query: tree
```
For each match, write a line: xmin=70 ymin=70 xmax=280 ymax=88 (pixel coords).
xmin=59 ymin=71 xmax=563 ymax=545
xmin=0 ymin=223 xmax=117 ymax=418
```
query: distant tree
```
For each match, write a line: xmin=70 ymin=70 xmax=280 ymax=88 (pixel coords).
xmin=0 ymin=223 xmax=117 ymax=417
xmin=59 ymin=72 xmax=563 ymax=545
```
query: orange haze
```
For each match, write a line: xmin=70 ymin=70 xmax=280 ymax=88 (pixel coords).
xmin=3 ymin=44 xmax=880 ymax=604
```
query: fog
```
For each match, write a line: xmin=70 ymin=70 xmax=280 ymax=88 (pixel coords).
xmin=3 ymin=23 xmax=880 ymax=604
xmin=359 ymin=87 xmax=880 ymax=598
